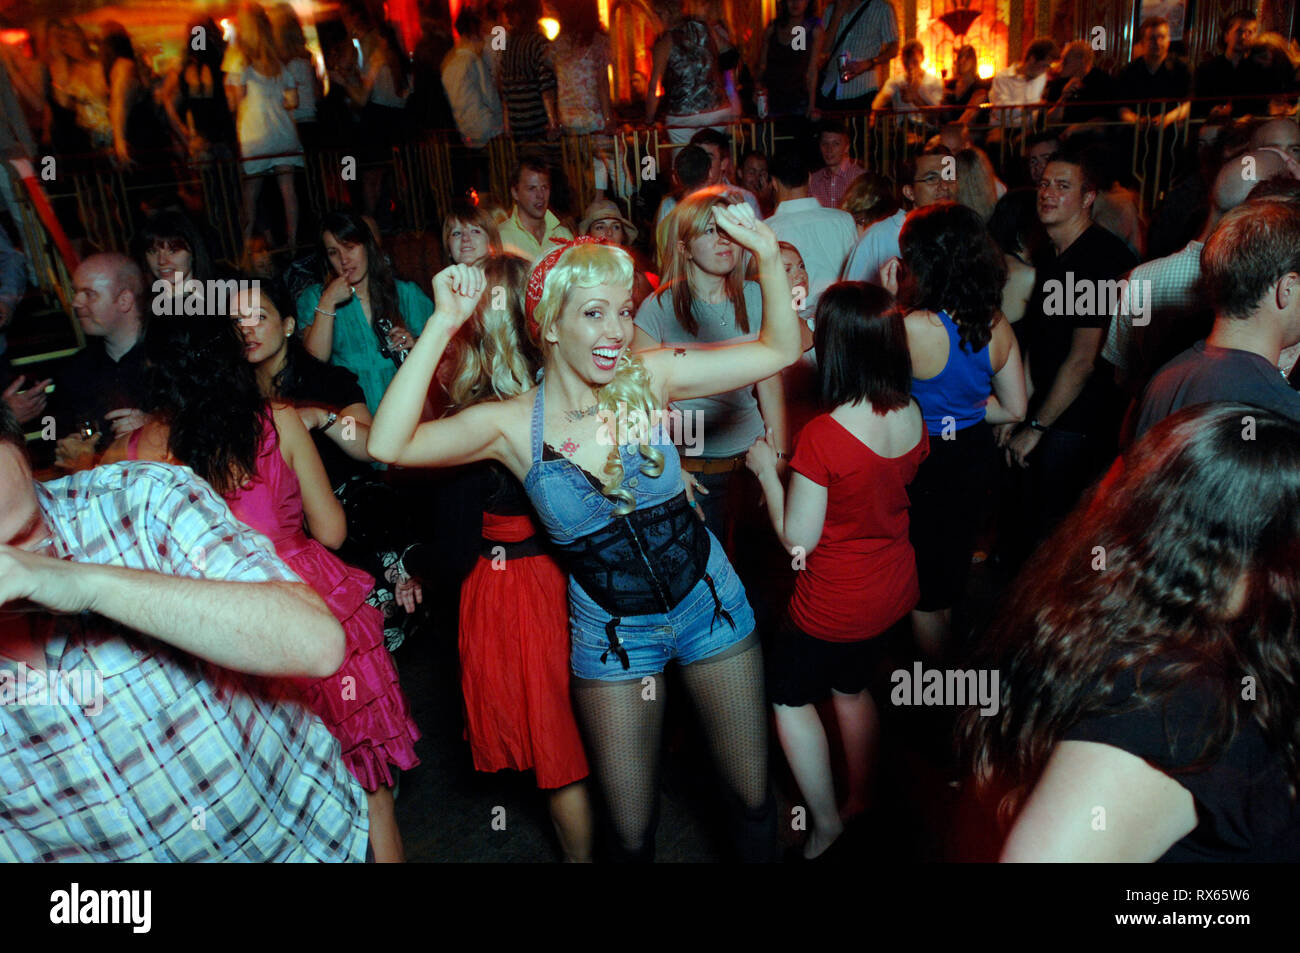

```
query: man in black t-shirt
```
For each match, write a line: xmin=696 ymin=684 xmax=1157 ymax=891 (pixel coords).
xmin=1117 ymin=16 xmax=1191 ymax=129
xmin=1192 ymin=10 xmax=1269 ymax=120
xmin=1005 ymin=150 xmax=1137 ymax=559
xmin=1136 ymin=200 xmax=1300 ymax=438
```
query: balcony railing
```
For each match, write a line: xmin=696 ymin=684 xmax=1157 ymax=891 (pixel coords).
xmin=8 ymin=96 xmax=1295 ymax=318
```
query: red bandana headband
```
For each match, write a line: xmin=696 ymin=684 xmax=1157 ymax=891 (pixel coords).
xmin=525 ymin=235 xmax=607 ymax=340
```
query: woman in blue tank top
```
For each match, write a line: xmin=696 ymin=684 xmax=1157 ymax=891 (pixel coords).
xmin=369 ymin=204 xmax=803 ymax=862
xmin=885 ymin=203 xmax=1027 ymax=660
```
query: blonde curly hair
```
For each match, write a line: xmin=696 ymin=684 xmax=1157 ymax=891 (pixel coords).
xmin=444 ymin=255 xmax=537 ymax=409
xmin=531 ymin=243 xmax=664 ymax=514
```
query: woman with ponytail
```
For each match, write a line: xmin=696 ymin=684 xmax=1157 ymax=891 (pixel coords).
xmin=370 ymin=203 xmax=803 ymax=862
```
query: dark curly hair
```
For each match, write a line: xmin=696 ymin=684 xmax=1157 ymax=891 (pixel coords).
xmin=898 ymin=202 xmax=1006 ymax=352
xmin=142 ymin=315 xmax=267 ymax=497
xmin=961 ymin=403 xmax=1300 ymax=827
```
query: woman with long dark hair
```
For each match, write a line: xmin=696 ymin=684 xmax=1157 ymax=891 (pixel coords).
xmin=296 ymin=211 xmax=433 ymax=414
xmin=162 ymin=16 xmax=237 ymax=164
xmin=884 ymin=203 xmax=1025 ymax=662
xmin=241 ymin=283 xmax=421 ymax=649
xmin=746 ymin=282 xmax=928 ymax=859
xmin=370 ymin=203 xmax=802 ymax=862
xmin=104 ymin=311 xmax=420 ymax=862
xmin=101 ymin=22 xmax=169 ymax=171
xmin=963 ymin=403 xmax=1300 ymax=861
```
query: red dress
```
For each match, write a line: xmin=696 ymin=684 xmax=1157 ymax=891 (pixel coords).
xmin=458 ymin=501 xmax=588 ymax=790
xmin=130 ymin=420 xmax=420 ymax=791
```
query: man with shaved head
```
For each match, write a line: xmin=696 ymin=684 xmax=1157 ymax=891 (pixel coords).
xmin=1250 ymin=118 xmax=1300 ymax=173
xmin=1104 ymin=148 xmax=1298 ymax=404
xmin=1135 ymin=198 xmax=1300 ymax=437
xmin=49 ymin=252 xmax=148 ymax=471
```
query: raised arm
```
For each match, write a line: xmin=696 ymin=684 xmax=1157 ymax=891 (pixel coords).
xmin=642 ymin=203 xmax=801 ymax=402
xmin=298 ymin=400 xmax=374 ymax=463
xmin=369 ymin=264 xmax=512 ymax=470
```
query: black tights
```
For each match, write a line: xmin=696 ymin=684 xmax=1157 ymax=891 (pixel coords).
xmin=571 ymin=634 xmax=775 ymax=862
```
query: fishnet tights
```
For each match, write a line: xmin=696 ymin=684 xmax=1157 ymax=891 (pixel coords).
xmin=572 ymin=636 xmax=771 ymax=859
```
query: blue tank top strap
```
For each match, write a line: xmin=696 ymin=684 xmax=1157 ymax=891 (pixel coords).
xmin=937 ymin=309 xmax=960 ymax=345
xmin=530 ymin=380 xmax=545 ymax=465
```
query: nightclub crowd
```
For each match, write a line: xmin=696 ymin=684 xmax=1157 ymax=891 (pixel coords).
xmin=1 ymin=0 xmax=1299 ymax=864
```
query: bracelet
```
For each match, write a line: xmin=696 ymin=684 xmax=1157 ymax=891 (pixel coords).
xmin=775 ymin=451 xmax=789 ymax=460
xmin=314 ymin=306 xmax=336 ymax=318
xmin=1028 ymin=418 xmax=1050 ymax=433
xmin=319 ymin=411 xmax=338 ymax=432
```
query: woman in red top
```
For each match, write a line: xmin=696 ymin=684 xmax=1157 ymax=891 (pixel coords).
xmin=747 ymin=282 xmax=928 ymax=859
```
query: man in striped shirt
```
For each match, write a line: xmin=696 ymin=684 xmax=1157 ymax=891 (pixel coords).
xmin=0 ymin=404 xmax=369 ymax=862
xmin=816 ymin=0 xmax=899 ymax=113
xmin=497 ymin=0 xmax=559 ymax=142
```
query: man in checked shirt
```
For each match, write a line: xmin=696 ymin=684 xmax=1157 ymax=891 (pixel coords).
xmin=0 ymin=403 xmax=370 ymax=862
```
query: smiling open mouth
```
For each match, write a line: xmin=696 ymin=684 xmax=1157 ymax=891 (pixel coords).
xmin=592 ymin=346 xmax=620 ymax=370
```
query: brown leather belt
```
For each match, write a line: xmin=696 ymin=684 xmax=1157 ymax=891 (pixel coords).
xmin=679 ymin=454 xmax=747 ymax=475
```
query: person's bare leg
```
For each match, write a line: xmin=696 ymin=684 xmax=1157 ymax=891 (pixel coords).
xmin=365 ymin=786 xmax=404 ymax=862
xmin=831 ymin=688 xmax=880 ymax=822
xmin=547 ymin=780 xmax=594 ymax=863
xmin=772 ymin=702 xmax=842 ymax=858
xmin=241 ymin=174 xmax=263 ymax=242
xmin=275 ymin=167 xmax=299 ymax=254
xmin=911 ymin=607 xmax=951 ymax=662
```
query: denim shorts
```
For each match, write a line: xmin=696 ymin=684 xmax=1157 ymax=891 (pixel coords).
xmin=569 ymin=532 xmax=756 ymax=681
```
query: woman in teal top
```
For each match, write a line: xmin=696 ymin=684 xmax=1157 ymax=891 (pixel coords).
xmin=297 ymin=211 xmax=433 ymax=414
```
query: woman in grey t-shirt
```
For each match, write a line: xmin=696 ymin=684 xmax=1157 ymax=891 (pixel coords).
xmin=634 ymin=187 xmax=789 ymax=553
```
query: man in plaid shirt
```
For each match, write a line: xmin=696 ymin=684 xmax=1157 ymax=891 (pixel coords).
xmin=0 ymin=405 xmax=369 ymax=862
